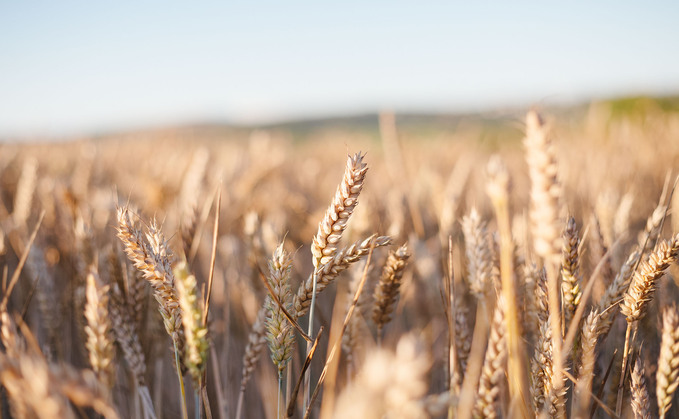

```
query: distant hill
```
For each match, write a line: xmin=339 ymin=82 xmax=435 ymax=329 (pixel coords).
xmin=6 ymin=94 xmax=678 ymax=143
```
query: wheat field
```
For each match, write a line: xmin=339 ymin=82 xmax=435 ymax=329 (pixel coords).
xmin=1 ymin=102 xmax=679 ymax=418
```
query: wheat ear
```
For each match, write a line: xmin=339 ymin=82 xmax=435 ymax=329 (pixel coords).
xmin=174 ymin=261 xmax=209 ymax=387
xmin=561 ymin=216 xmax=581 ymax=328
xmin=310 ymin=152 xmax=368 ymax=270
xmin=455 ymin=299 xmax=473 ymax=379
xmin=372 ymin=243 xmax=410 ymax=342
xmin=116 ymin=208 xmax=185 ymax=358
xmin=84 ymin=266 xmax=115 ymax=391
xmin=531 ymin=315 xmax=552 ymax=414
xmin=264 ymin=243 xmax=295 ymax=377
xmin=631 ymin=356 xmax=651 ymax=419
xmin=462 ymin=208 xmax=493 ymax=299
xmin=524 ymin=111 xmax=565 ymax=418
xmin=474 ymin=296 xmax=507 ymax=419
xmin=621 ymin=234 xmax=679 ymax=323
xmin=657 ymin=304 xmax=679 ymax=418
xmin=116 ymin=208 xmax=187 ymax=419
xmin=572 ymin=310 xmax=600 ymax=417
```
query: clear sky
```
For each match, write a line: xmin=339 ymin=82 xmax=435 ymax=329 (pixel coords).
xmin=1 ymin=1 xmax=678 ymax=137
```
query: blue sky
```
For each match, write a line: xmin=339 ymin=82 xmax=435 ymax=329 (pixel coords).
xmin=1 ymin=1 xmax=678 ymax=137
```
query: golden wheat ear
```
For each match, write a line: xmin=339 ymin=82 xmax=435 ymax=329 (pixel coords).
xmin=657 ymin=304 xmax=679 ymax=418
xmin=372 ymin=243 xmax=410 ymax=343
xmin=263 ymin=243 xmax=295 ymax=377
xmin=631 ymin=355 xmax=652 ymax=419
xmin=83 ymin=266 xmax=115 ymax=391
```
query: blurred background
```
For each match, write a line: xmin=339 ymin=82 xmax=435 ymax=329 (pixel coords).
xmin=2 ymin=1 xmax=679 ymax=140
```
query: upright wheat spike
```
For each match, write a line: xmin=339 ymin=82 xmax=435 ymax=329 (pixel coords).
xmin=305 ymin=152 xmax=369 ymax=408
xmin=631 ymin=356 xmax=651 ymax=419
xmin=263 ymin=244 xmax=294 ymax=419
xmin=84 ymin=267 xmax=115 ymax=391
xmin=455 ymin=299 xmax=472 ymax=378
xmin=573 ymin=310 xmax=600 ymax=418
xmin=116 ymin=208 xmax=185 ymax=357
xmin=372 ymin=243 xmax=410 ymax=341
xmin=462 ymin=209 xmax=493 ymax=299
xmin=531 ymin=315 xmax=552 ymax=414
xmin=109 ymin=283 xmax=147 ymax=386
xmin=657 ymin=305 xmax=679 ymax=418
xmin=116 ymin=207 xmax=187 ymax=419
xmin=524 ymin=111 xmax=565 ymax=419
xmin=311 ymin=152 xmax=368 ymax=270
xmin=174 ymin=262 xmax=209 ymax=387
xmin=264 ymin=244 xmax=295 ymax=377
xmin=524 ymin=111 xmax=562 ymax=264
xmin=474 ymin=296 xmax=507 ymax=419
xmin=561 ymin=216 xmax=581 ymax=328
